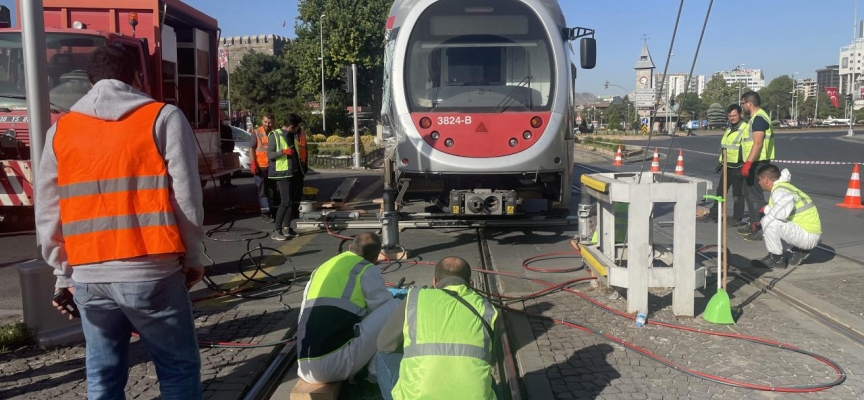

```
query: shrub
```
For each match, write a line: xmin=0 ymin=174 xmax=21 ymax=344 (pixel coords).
xmin=310 ymin=134 xmax=327 ymax=143
xmin=326 ymin=135 xmax=344 ymax=143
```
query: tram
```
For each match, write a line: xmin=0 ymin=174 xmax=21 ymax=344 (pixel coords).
xmin=381 ymin=0 xmax=596 ymax=215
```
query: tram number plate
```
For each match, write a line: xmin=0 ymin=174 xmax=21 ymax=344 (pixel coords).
xmin=437 ymin=116 xmax=473 ymax=125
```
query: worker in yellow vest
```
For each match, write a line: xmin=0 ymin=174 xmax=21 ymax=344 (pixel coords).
xmin=296 ymin=232 xmax=400 ymax=383
xmin=250 ymin=113 xmax=277 ymax=223
xmin=739 ymin=91 xmax=776 ymax=241
xmin=698 ymin=104 xmax=749 ymax=226
xmin=753 ymin=164 xmax=821 ymax=269
xmin=376 ymin=256 xmax=499 ymax=400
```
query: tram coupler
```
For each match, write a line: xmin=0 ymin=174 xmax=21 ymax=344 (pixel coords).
xmin=380 ymin=186 xmax=409 ymax=261
xmin=576 ymin=189 xmax=593 ymax=242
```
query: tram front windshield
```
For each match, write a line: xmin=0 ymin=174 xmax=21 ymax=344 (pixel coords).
xmin=405 ymin=0 xmax=555 ymax=113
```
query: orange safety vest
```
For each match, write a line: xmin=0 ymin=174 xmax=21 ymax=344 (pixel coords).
xmin=254 ymin=126 xmax=269 ymax=167
xmin=53 ymin=102 xmax=186 ymax=266
xmin=298 ymin=129 xmax=308 ymax=163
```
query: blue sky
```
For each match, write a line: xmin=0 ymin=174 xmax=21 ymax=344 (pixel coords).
xmin=1 ymin=0 xmax=859 ymax=95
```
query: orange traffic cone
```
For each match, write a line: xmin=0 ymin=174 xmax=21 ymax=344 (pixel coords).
xmin=650 ymin=147 xmax=660 ymax=172
xmin=674 ymin=149 xmax=685 ymax=175
xmin=613 ymin=145 xmax=623 ymax=166
xmin=837 ymin=164 xmax=864 ymax=209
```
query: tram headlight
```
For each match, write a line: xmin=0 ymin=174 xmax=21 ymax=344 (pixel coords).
xmin=444 ymin=138 xmax=454 ymax=147
xmin=522 ymin=131 xmax=532 ymax=140
xmin=401 ymin=158 xmax=409 ymax=166
xmin=419 ymin=117 xmax=432 ymax=129
xmin=431 ymin=131 xmax=440 ymax=140
xmin=530 ymin=116 xmax=543 ymax=128
xmin=509 ymin=138 xmax=518 ymax=147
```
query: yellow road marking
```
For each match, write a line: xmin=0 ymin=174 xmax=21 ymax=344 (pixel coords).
xmin=197 ymin=233 xmax=316 ymax=308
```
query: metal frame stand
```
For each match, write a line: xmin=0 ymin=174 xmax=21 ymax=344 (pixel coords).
xmin=379 ymin=159 xmax=409 ymax=261
xmin=578 ymin=172 xmax=712 ymax=317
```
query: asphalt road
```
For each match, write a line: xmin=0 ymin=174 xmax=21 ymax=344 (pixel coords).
xmin=579 ymin=129 xmax=864 ymax=262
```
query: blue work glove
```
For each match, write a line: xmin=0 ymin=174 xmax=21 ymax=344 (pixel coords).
xmin=387 ymin=288 xmax=409 ymax=299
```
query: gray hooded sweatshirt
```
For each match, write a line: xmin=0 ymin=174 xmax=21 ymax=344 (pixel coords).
xmin=35 ymin=79 xmax=205 ymax=288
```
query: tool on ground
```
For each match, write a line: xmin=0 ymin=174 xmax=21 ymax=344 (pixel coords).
xmin=703 ymin=150 xmax=734 ymax=324
xmin=837 ymin=164 xmax=864 ymax=209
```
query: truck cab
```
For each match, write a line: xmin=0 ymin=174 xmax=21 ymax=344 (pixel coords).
xmin=0 ymin=0 xmax=233 ymax=218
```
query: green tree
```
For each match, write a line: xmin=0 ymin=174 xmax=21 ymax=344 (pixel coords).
xmin=227 ymin=50 xmax=298 ymax=120
xmin=700 ymin=73 xmax=736 ymax=108
xmin=675 ymin=92 xmax=704 ymax=121
xmin=757 ymin=75 xmax=795 ymax=121
xmin=706 ymin=103 xmax=726 ymax=128
xmin=290 ymin=0 xmax=392 ymax=132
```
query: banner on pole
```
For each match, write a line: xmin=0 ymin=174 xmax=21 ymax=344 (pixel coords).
xmin=826 ymin=87 xmax=839 ymax=108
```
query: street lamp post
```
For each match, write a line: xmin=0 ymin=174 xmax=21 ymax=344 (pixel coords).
xmin=320 ymin=14 xmax=327 ymax=134
xmin=223 ymin=44 xmax=232 ymax=126
xmin=736 ymin=63 xmax=745 ymax=105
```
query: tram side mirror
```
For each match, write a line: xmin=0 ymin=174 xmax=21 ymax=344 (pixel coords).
xmin=580 ymin=38 xmax=596 ymax=70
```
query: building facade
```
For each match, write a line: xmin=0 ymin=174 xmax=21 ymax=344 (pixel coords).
xmin=839 ymin=39 xmax=864 ymax=96
xmin=816 ymin=65 xmax=840 ymax=93
xmin=219 ymin=35 xmax=290 ymax=73
xmin=718 ymin=68 xmax=765 ymax=91
xmin=652 ymin=73 xmax=705 ymax=100
xmin=798 ymin=78 xmax=818 ymax=100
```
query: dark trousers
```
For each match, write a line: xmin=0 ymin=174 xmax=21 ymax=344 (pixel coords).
xmin=255 ymin=169 xmax=279 ymax=217
xmin=291 ymin=173 xmax=305 ymax=220
xmin=711 ymin=167 xmax=746 ymax=221
xmin=274 ymin=177 xmax=303 ymax=232
xmin=743 ymin=160 xmax=770 ymax=226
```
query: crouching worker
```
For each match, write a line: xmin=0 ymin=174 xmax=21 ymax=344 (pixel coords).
xmin=754 ymin=164 xmax=821 ymax=269
xmin=297 ymin=232 xmax=400 ymax=383
xmin=375 ymin=256 xmax=499 ymax=400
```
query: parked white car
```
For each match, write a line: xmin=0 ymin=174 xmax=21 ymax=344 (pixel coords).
xmin=230 ymin=126 xmax=252 ymax=172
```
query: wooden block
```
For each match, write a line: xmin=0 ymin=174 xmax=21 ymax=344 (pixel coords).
xmin=290 ymin=379 xmax=342 ymax=400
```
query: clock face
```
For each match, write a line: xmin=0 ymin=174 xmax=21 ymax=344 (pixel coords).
xmin=640 ymin=76 xmax=648 ymax=84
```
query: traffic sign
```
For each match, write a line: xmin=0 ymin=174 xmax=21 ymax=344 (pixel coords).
xmin=635 ymin=89 xmax=655 ymax=108
xmin=641 ymin=125 xmax=648 ymax=134
xmin=641 ymin=117 xmax=649 ymax=125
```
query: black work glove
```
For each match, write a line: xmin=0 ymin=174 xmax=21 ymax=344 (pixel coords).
xmin=714 ymin=164 xmax=723 ymax=173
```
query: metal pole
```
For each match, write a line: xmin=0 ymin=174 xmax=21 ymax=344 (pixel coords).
xmin=22 ymin=0 xmax=51 ymax=248
xmin=320 ymin=14 xmax=326 ymax=134
xmin=226 ymin=49 xmax=231 ymax=126
xmin=352 ymin=63 xmax=360 ymax=168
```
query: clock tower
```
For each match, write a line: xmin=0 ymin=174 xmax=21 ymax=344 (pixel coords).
xmin=634 ymin=43 xmax=655 ymax=90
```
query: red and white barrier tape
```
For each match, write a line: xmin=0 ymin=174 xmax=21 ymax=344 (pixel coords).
xmin=584 ymin=139 xmax=863 ymax=166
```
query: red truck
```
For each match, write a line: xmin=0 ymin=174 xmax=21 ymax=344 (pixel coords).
xmin=0 ymin=0 xmax=235 ymax=225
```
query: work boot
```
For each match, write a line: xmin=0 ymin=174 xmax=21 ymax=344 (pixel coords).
xmin=696 ymin=211 xmax=717 ymax=223
xmin=755 ymin=253 xmax=786 ymax=269
xmin=788 ymin=247 xmax=812 ymax=266
xmin=261 ymin=214 xmax=275 ymax=224
xmin=727 ymin=219 xmax=747 ymax=228
xmin=271 ymin=230 xmax=288 ymax=241
xmin=737 ymin=224 xmax=754 ymax=234
xmin=285 ymin=228 xmax=298 ymax=238
xmin=743 ymin=231 xmax=763 ymax=242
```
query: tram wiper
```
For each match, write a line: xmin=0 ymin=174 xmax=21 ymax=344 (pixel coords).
xmin=490 ymin=75 xmax=531 ymax=113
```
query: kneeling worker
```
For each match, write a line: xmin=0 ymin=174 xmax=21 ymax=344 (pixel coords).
xmin=297 ymin=232 xmax=400 ymax=383
xmin=755 ymin=164 xmax=821 ymax=269
xmin=376 ymin=256 xmax=499 ymax=400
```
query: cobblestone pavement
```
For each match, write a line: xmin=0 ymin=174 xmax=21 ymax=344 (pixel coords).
xmin=517 ymin=280 xmax=864 ymax=400
xmin=0 ymin=306 xmax=293 ymax=400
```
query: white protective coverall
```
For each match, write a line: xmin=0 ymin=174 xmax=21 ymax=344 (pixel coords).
xmin=761 ymin=169 xmax=822 ymax=256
